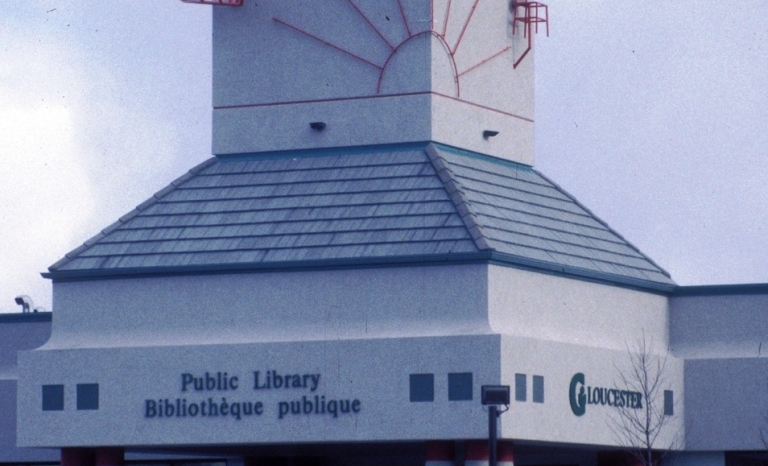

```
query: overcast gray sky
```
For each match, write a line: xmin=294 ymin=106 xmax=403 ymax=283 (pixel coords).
xmin=1 ymin=1 xmax=767 ymax=312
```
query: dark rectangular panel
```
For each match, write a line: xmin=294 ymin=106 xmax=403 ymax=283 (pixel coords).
xmin=42 ymin=384 xmax=64 ymax=411
xmin=448 ymin=372 xmax=473 ymax=401
xmin=533 ymin=375 xmax=544 ymax=403
xmin=409 ymin=374 xmax=434 ymax=402
xmin=77 ymin=383 xmax=99 ymax=410
xmin=664 ymin=390 xmax=673 ymax=416
xmin=515 ymin=373 xmax=527 ymax=402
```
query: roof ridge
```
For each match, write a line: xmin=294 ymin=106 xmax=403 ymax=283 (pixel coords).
xmin=425 ymin=144 xmax=491 ymax=251
xmin=532 ymin=168 xmax=674 ymax=280
xmin=48 ymin=157 xmax=216 ymax=272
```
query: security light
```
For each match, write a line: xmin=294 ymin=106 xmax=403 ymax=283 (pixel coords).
xmin=14 ymin=295 xmax=33 ymax=313
xmin=481 ymin=385 xmax=510 ymax=405
xmin=482 ymin=385 xmax=510 ymax=466
xmin=310 ymin=122 xmax=327 ymax=131
xmin=483 ymin=130 xmax=499 ymax=139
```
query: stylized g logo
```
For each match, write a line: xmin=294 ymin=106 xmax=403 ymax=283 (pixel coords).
xmin=569 ymin=373 xmax=586 ymax=416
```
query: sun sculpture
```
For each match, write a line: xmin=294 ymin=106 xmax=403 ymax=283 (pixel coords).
xmin=272 ymin=0 xmax=521 ymax=98
xmin=186 ymin=0 xmax=545 ymax=102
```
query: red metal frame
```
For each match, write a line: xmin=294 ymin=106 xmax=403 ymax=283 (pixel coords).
xmin=180 ymin=0 xmax=243 ymax=6
xmin=511 ymin=1 xmax=549 ymax=69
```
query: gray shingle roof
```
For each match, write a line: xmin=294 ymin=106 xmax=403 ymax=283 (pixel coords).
xmin=47 ymin=143 xmax=675 ymax=291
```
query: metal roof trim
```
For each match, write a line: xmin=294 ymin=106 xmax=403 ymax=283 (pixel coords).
xmin=431 ymin=143 xmax=536 ymax=170
xmin=42 ymin=251 xmax=495 ymax=282
xmin=425 ymin=144 xmax=491 ymax=251
xmin=188 ymin=157 xmax=217 ymax=174
xmin=83 ymin=232 xmax=107 ymax=247
xmin=214 ymin=142 xmax=433 ymax=162
xmin=488 ymin=251 xmax=676 ymax=294
xmin=672 ymin=283 xmax=768 ymax=296
xmin=43 ymin=247 xmax=674 ymax=294
xmin=0 ymin=312 xmax=52 ymax=324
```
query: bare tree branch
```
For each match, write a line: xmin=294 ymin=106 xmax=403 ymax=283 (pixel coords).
xmin=608 ymin=333 xmax=680 ymax=466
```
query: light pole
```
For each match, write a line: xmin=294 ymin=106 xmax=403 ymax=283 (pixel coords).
xmin=481 ymin=385 xmax=510 ymax=466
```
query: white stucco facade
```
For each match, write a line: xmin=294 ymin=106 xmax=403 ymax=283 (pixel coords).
xmin=670 ymin=290 xmax=768 ymax=452
xmin=18 ymin=264 xmax=685 ymax=455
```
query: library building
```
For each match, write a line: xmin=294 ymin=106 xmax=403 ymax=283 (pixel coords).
xmin=3 ymin=2 xmax=768 ymax=466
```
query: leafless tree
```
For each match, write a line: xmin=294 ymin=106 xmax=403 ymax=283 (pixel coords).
xmin=608 ymin=335 xmax=679 ymax=466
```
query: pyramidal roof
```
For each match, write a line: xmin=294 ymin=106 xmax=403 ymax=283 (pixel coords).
xmin=47 ymin=144 xmax=675 ymax=292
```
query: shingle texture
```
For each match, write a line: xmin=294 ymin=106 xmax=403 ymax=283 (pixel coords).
xmin=430 ymin=146 xmax=674 ymax=288
xmin=48 ymin=144 xmax=674 ymax=290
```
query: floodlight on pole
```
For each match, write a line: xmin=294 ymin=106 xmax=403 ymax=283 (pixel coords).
xmin=481 ymin=385 xmax=510 ymax=466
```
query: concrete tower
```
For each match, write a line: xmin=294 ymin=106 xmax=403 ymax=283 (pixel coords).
xmin=211 ymin=0 xmax=536 ymax=164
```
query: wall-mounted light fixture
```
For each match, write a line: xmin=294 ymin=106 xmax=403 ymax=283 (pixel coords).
xmin=483 ymin=130 xmax=499 ymax=140
xmin=310 ymin=122 xmax=327 ymax=132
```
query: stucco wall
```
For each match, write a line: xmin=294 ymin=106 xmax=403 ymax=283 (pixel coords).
xmin=670 ymin=293 xmax=768 ymax=359
xmin=46 ymin=264 xmax=490 ymax=349
xmin=669 ymin=291 xmax=768 ymax=451
xmin=21 ymin=264 xmax=494 ymax=447
xmin=0 ymin=316 xmax=59 ymax=463
xmin=19 ymin=335 xmax=500 ymax=447
xmin=683 ymin=357 xmax=768 ymax=451
xmin=21 ymin=263 xmax=692 ymax=450
xmin=499 ymin=335 xmax=684 ymax=449
xmin=488 ymin=265 xmax=670 ymax=351
xmin=0 ymin=315 xmax=52 ymax=379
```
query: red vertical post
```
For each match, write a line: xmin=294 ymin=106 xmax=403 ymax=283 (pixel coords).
xmin=96 ymin=448 xmax=124 ymax=466
xmin=465 ymin=440 xmax=488 ymax=466
xmin=61 ymin=448 xmax=95 ymax=466
xmin=498 ymin=441 xmax=514 ymax=466
xmin=425 ymin=441 xmax=455 ymax=466
xmin=466 ymin=440 xmax=514 ymax=466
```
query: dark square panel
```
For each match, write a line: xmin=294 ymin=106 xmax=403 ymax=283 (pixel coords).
xmin=42 ymin=385 xmax=64 ymax=411
xmin=448 ymin=372 xmax=473 ymax=401
xmin=77 ymin=383 xmax=99 ymax=410
xmin=409 ymin=373 xmax=434 ymax=402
